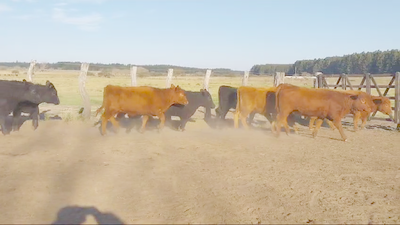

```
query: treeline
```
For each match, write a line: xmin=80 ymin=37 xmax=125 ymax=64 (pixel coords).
xmin=252 ymin=49 xmax=400 ymax=75
xmin=0 ymin=62 xmax=242 ymax=75
xmin=250 ymin=64 xmax=292 ymax=75
xmin=289 ymin=50 xmax=400 ymax=74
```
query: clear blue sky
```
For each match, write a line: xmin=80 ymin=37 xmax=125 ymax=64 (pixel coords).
xmin=0 ymin=0 xmax=399 ymax=71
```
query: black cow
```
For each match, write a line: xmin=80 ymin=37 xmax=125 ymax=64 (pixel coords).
xmin=0 ymin=80 xmax=60 ymax=135
xmin=215 ymin=85 xmax=256 ymax=127
xmin=12 ymin=101 xmax=40 ymax=131
xmin=165 ymin=89 xmax=215 ymax=131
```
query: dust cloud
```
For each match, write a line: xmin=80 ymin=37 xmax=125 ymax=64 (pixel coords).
xmin=0 ymin=110 xmax=399 ymax=224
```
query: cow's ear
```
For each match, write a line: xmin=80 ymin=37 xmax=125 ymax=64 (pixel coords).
xmin=170 ymin=84 xmax=176 ymax=89
xmin=349 ymin=95 xmax=359 ymax=100
xmin=373 ymin=99 xmax=382 ymax=105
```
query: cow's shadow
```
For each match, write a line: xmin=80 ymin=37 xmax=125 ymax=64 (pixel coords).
xmin=213 ymin=113 xmax=333 ymax=131
xmin=0 ymin=111 xmax=62 ymax=133
xmin=99 ymin=115 xmax=184 ymax=133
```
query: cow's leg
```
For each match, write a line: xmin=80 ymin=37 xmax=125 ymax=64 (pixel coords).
xmin=360 ymin=112 xmax=368 ymax=130
xmin=352 ymin=111 xmax=361 ymax=132
xmin=248 ymin=112 xmax=256 ymax=124
xmin=140 ymin=115 xmax=150 ymax=133
xmin=109 ymin=116 xmax=119 ymax=133
xmin=217 ymin=109 xmax=229 ymax=128
xmin=31 ymin=107 xmax=39 ymax=130
xmin=309 ymin=117 xmax=317 ymax=130
xmin=312 ymin=119 xmax=324 ymax=138
xmin=179 ymin=117 xmax=189 ymax=132
xmin=12 ymin=108 xmax=22 ymax=131
xmin=240 ymin=113 xmax=251 ymax=130
xmin=157 ymin=113 xmax=166 ymax=131
xmin=275 ymin=113 xmax=290 ymax=137
xmin=332 ymin=119 xmax=347 ymax=141
xmin=326 ymin=119 xmax=336 ymax=130
xmin=100 ymin=113 xmax=109 ymax=135
xmin=233 ymin=111 xmax=240 ymax=129
xmin=0 ymin=115 xmax=10 ymax=135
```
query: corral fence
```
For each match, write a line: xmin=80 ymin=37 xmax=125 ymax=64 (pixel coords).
xmin=272 ymin=71 xmax=400 ymax=130
xmin=315 ymin=72 xmax=400 ymax=129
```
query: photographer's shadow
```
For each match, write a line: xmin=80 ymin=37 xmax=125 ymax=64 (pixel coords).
xmin=52 ymin=205 xmax=125 ymax=225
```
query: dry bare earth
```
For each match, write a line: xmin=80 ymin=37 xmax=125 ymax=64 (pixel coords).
xmin=0 ymin=110 xmax=399 ymax=224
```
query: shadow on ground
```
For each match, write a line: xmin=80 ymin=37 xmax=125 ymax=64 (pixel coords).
xmin=51 ymin=205 xmax=125 ymax=225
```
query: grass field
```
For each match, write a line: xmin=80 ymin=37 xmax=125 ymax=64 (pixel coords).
xmin=0 ymin=69 xmax=396 ymax=121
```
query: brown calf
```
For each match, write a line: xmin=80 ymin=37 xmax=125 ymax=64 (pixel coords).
xmin=274 ymin=84 xmax=371 ymax=141
xmin=309 ymin=91 xmax=392 ymax=131
xmin=233 ymin=86 xmax=277 ymax=129
xmin=95 ymin=84 xmax=188 ymax=135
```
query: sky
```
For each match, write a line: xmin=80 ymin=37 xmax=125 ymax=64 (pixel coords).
xmin=0 ymin=0 xmax=399 ymax=71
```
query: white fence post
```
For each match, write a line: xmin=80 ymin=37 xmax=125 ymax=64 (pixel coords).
xmin=27 ymin=60 xmax=36 ymax=82
xmin=130 ymin=66 xmax=138 ymax=86
xmin=79 ymin=63 xmax=91 ymax=120
xmin=203 ymin=69 xmax=212 ymax=91
xmin=165 ymin=68 xmax=174 ymax=87
xmin=242 ymin=71 xmax=249 ymax=86
xmin=274 ymin=72 xmax=285 ymax=87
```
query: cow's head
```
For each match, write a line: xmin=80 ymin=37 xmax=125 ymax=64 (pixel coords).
xmin=200 ymin=89 xmax=215 ymax=109
xmin=373 ymin=96 xmax=393 ymax=116
xmin=170 ymin=84 xmax=188 ymax=105
xmin=25 ymin=80 xmax=60 ymax=105
xmin=349 ymin=94 xmax=371 ymax=112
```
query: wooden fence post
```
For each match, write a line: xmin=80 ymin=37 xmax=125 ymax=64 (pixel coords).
xmin=365 ymin=73 xmax=371 ymax=95
xmin=203 ymin=69 xmax=212 ymax=91
xmin=165 ymin=68 xmax=174 ymax=88
xmin=274 ymin=72 xmax=285 ymax=87
xmin=242 ymin=71 xmax=249 ymax=86
xmin=79 ymin=63 xmax=91 ymax=120
xmin=26 ymin=60 xmax=36 ymax=82
xmin=317 ymin=74 xmax=323 ymax=88
xmin=395 ymin=72 xmax=400 ymax=129
xmin=341 ymin=73 xmax=347 ymax=90
xmin=130 ymin=66 xmax=137 ymax=86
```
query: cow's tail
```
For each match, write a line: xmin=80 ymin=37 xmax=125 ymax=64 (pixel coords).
xmin=233 ymin=87 xmax=241 ymax=128
xmin=95 ymin=105 xmax=104 ymax=117
xmin=274 ymin=84 xmax=283 ymax=115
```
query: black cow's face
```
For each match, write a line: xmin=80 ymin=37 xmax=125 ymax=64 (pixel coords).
xmin=26 ymin=80 xmax=60 ymax=105
xmin=200 ymin=89 xmax=215 ymax=109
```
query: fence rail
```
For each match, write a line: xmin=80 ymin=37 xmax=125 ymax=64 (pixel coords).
xmin=316 ymin=73 xmax=399 ymax=126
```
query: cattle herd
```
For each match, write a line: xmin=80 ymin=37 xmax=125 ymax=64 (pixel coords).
xmin=0 ymin=79 xmax=394 ymax=141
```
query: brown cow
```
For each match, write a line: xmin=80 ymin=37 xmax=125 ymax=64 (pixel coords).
xmin=274 ymin=84 xmax=372 ymax=141
xmin=233 ymin=86 xmax=277 ymax=129
xmin=95 ymin=84 xmax=188 ymax=135
xmin=309 ymin=93 xmax=393 ymax=131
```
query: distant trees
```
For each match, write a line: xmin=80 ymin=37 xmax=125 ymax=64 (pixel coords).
xmin=250 ymin=64 xmax=292 ymax=75
xmin=288 ymin=50 xmax=400 ymax=74
xmin=252 ymin=50 xmax=400 ymax=75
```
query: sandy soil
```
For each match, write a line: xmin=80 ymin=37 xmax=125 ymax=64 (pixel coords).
xmin=0 ymin=111 xmax=399 ymax=224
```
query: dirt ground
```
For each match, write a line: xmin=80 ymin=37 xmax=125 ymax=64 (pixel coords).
xmin=0 ymin=110 xmax=399 ymax=224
